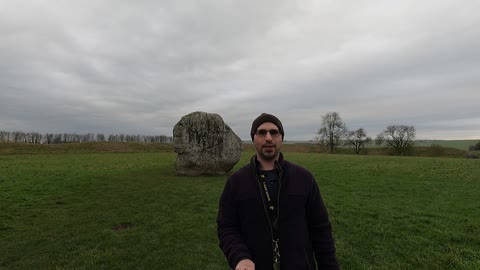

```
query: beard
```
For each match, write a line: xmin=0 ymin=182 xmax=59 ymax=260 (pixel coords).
xmin=257 ymin=145 xmax=279 ymax=161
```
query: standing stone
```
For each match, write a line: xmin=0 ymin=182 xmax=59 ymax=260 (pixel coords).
xmin=173 ymin=111 xmax=242 ymax=176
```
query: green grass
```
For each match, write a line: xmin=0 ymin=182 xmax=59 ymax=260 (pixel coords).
xmin=286 ymin=153 xmax=480 ymax=269
xmin=0 ymin=152 xmax=228 ymax=269
xmin=1 ymin=144 xmax=479 ymax=269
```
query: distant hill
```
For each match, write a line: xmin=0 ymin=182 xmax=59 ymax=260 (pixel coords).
xmin=1 ymin=140 xmax=477 ymax=158
xmin=279 ymin=139 xmax=479 ymax=151
xmin=0 ymin=141 xmax=174 ymax=154
xmin=413 ymin=140 xmax=479 ymax=150
xmin=266 ymin=139 xmax=480 ymax=151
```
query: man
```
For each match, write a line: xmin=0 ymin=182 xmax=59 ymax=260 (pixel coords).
xmin=217 ymin=113 xmax=339 ymax=270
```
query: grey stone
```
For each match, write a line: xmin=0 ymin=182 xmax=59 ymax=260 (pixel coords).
xmin=173 ymin=111 xmax=242 ymax=176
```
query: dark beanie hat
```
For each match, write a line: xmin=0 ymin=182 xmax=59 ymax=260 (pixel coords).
xmin=250 ymin=113 xmax=284 ymax=141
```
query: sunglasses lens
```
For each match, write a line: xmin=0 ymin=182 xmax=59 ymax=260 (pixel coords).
xmin=256 ymin=129 xmax=280 ymax=137
xmin=257 ymin=130 xmax=268 ymax=136
xmin=269 ymin=130 xmax=279 ymax=135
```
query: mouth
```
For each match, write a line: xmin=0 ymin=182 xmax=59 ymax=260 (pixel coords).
xmin=262 ymin=145 xmax=275 ymax=150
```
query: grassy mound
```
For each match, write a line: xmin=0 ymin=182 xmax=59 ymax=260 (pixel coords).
xmin=0 ymin=142 xmax=174 ymax=154
xmin=0 ymin=142 xmax=469 ymax=159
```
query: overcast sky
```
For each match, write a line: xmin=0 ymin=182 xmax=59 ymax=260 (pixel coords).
xmin=1 ymin=0 xmax=479 ymax=141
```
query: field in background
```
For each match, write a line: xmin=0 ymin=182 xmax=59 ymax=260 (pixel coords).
xmin=1 ymin=139 xmax=477 ymax=155
xmin=244 ymin=142 xmax=468 ymax=158
xmin=414 ymin=140 xmax=479 ymax=150
xmin=281 ymin=139 xmax=479 ymax=151
xmin=0 ymin=141 xmax=174 ymax=154
xmin=1 ymin=143 xmax=479 ymax=269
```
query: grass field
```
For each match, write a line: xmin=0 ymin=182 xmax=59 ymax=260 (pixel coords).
xmin=413 ymin=140 xmax=479 ymax=151
xmin=1 ymin=143 xmax=479 ymax=269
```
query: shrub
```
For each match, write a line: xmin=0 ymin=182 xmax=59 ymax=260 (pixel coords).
xmin=475 ymin=140 xmax=480 ymax=150
xmin=427 ymin=144 xmax=446 ymax=157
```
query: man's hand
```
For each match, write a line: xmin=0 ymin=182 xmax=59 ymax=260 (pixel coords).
xmin=235 ymin=259 xmax=255 ymax=270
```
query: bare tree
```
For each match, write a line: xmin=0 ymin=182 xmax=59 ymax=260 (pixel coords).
xmin=376 ymin=125 xmax=416 ymax=155
xmin=345 ymin=128 xmax=371 ymax=154
xmin=44 ymin=133 xmax=54 ymax=144
xmin=316 ymin=112 xmax=348 ymax=153
xmin=0 ymin=131 xmax=10 ymax=142
xmin=53 ymin=134 xmax=63 ymax=144
xmin=12 ymin=131 xmax=25 ymax=142
xmin=30 ymin=132 xmax=43 ymax=144
xmin=96 ymin=133 xmax=106 ymax=142
xmin=0 ymin=130 xmax=173 ymax=144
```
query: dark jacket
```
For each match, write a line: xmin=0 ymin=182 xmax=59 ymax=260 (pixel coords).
xmin=217 ymin=153 xmax=339 ymax=270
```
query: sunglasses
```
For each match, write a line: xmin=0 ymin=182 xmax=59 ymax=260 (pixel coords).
xmin=255 ymin=129 xmax=281 ymax=138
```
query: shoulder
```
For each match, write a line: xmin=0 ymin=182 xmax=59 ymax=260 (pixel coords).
xmin=226 ymin=163 xmax=255 ymax=188
xmin=229 ymin=163 xmax=253 ymax=180
xmin=281 ymin=159 xmax=314 ymax=179
xmin=280 ymin=159 xmax=318 ymax=196
xmin=224 ymin=163 xmax=258 ymax=199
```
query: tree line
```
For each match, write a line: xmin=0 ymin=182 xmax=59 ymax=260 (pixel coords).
xmin=315 ymin=112 xmax=416 ymax=155
xmin=0 ymin=131 xmax=173 ymax=144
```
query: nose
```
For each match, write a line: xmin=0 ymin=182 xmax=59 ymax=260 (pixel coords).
xmin=265 ymin=131 xmax=273 ymax=140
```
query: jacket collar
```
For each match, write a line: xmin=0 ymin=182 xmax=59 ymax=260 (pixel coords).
xmin=251 ymin=152 xmax=284 ymax=176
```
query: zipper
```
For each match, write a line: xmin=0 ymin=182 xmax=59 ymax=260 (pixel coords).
xmin=275 ymin=160 xmax=283 ymax=270
xmin=251 ymin=155 xmax=283 ymax=270
xmin=253 ymin=166 xmax=276 ymax=267
xmin=275 ymin=160 xmax=283 ymax=234
xmin=304 ymin=248 xmax=311 ymax=269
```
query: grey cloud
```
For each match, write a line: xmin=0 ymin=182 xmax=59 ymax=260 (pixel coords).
xmin=0 ymin=1 xmax=479 ymax=140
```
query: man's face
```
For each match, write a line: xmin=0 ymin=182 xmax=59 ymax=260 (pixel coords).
xmin=253 ymin=122 xmax=283 ymax=161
